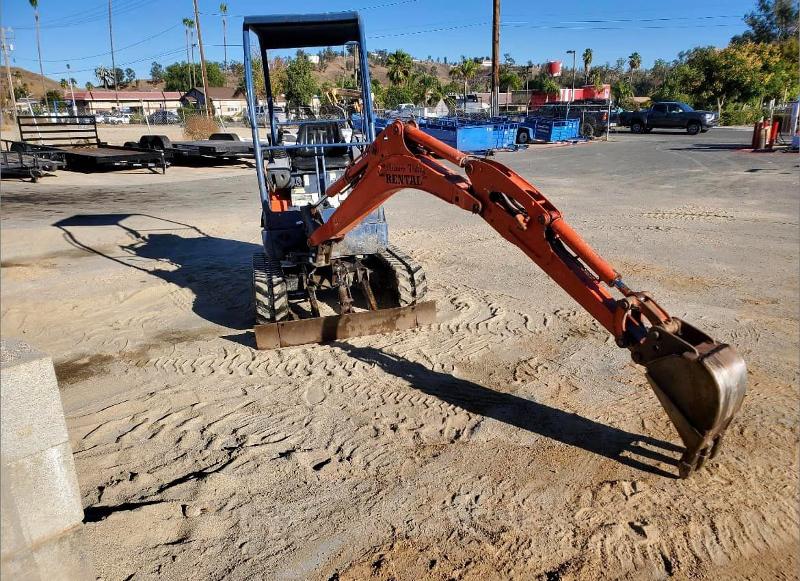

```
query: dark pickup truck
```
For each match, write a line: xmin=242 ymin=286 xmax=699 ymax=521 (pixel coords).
xmin=620 ymin=101 xmax=718 ymax=135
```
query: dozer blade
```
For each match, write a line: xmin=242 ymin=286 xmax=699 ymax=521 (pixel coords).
xmin=254 ymin=301 xmax=436 ymax=350
xmin=637 ymin=320 xmax=747 ymax=478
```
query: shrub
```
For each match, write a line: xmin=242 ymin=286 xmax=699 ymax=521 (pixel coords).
xmin=183 ymin=114 xmax=219 ymax=139
xmin=720 ymin=106 xmax=762 ymax=126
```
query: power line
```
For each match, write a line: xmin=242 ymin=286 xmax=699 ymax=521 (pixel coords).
xmin=368 ymin=13 xmax=741 ymax=34
xmin=44 ymin=46 xmax=185 ymax=76
xmin=12 ymin=24 xmax=180 ymax=63
xmin=7 ymin=0 xmax=159 ymax=30
xmin=370 ymin=15 xmax=745 ymax=38
xmin=198 ymin=0 xmax=422 ymax=17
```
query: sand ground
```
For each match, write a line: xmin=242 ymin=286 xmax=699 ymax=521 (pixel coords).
xmin=1 ymin=128 xmax=798 ymax=580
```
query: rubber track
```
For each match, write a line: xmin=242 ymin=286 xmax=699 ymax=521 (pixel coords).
xmin=377 ymin=245 xmax=428 ymax=306
xmin=252 ymin=252 xmax=289 ymax=324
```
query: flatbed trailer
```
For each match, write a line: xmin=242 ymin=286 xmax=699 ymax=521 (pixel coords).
xmin=1 ymin=140 xmax=65 ymax=181
xmin=135 ymin=133 xmax=254 ymax=165
xmin=15 ymin=115 xmax=166 ymax=173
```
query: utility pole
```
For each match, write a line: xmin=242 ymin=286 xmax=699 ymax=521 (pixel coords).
xmin=1 ymin=27 xmax=17 ymax=122
xmin=193 ymin=0 xmax=211 ymax=116
xmin=108 ymin=0 xmax=120 ymax=109
xmin=566 ymin=49 xmax=576 ymax=120
xmin=491 ymin=0 xmax=500 ymax=117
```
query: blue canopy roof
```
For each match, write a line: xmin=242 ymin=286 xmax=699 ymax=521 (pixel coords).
xmin=243 ymin=12 xmax=363 ymax=50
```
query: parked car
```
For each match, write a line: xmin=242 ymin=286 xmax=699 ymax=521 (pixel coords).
xmin=619 ymin=101 xmax=717 ymax=135
xmin=521 ymin=101 xmax=613 ymax=140
xmin=450 ymin=93 xmax=491 ymax=115
xmin=246 ymin=105 xmax=288 ymax=127
xmin=101 ymin=112 xmax=130 ymax=125
xmin=147 ymin=110 xmax=181 ymax=124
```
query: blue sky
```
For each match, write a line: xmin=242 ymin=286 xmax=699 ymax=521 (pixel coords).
xmin=2 ymin=0 xmax=755 ymax=85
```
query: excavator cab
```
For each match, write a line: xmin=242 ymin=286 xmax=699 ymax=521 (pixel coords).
xmin=242 ymin=13 xmax=435 ymax=348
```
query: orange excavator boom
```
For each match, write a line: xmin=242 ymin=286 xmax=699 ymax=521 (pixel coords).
xmin=307 ymin=120 xmax=747 ymax=478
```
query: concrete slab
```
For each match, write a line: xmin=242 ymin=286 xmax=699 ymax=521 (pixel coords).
xmin=1 ymin=339 xmax=92 ymax=580
xmin=3 ymin=442 xmax=84 ymax=545
xmin=1 ymin=525 xmax=94 ymax=581
xmin=1 ymin=339 xmax=69 ymax=462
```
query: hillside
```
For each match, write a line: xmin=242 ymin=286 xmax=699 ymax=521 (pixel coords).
xmin=314 ymin=55 xmax=455 ymax=87
xmin=3 ymin=67 xmax=62 ymax=98
xmin=3 ymin=56 xmax=488 ymax=102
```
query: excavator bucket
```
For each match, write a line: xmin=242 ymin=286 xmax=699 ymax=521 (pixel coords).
xmin=637 ymin=320 xmax=747 ymax=478
xmin=254 ymin=301 xmax=437 ymax=349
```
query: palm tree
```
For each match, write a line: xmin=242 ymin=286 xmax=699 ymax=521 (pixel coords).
xmin=582 ymin=48 xmax=593 ymax=84
xmin=182 ymin=17 xmax=196 ymax=88
xmin=386 ymin=50 xmax=413 ymax=86
xmin=219 ymin=3 xmax=228 ymax=70
xmin=415 ymin=73 xmax=444 ymax=106
xmin=29 ymin=0 xmax=49 ymax=111
xmin=449 ymin=58 xmax=478 ymax=100
xmin=628 ymin=51 xmax=641 ymax=82
xmin=94 ymin=66 xmax=109 ymax=89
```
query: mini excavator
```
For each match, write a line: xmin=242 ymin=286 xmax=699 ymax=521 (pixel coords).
xmin=243 ymin=13 xmax=746 ymax=478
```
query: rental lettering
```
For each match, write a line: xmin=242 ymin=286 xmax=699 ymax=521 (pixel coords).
xmin=384 ymin=173 xmax=423 ymax=186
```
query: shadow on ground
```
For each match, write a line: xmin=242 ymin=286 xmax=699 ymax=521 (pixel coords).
xmin=668 ymin=143 xmax=752 ymax=151
xmin=334 ymin=341 xmax=682 ymax=478
xmin=53 ymin=213 xmax=259 ymax=330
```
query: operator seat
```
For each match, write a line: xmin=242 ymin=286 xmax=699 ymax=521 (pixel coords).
xmin=290 ymin=122 xmax=350 ymax=171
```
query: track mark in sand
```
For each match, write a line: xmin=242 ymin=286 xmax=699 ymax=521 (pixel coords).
xmin=643 ymin=206 xmax=734 ymax=222
xmin=560 ymin=472 xmax=800 ymax=579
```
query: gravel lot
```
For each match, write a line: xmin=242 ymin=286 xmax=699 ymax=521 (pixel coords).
xmin=1 ymin=128 xmax=798 ymax=580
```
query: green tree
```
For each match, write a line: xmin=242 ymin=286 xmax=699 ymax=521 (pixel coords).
xmin=150 ymin=62 xmax=164 ymax=84
xmin=44 ymin=89 xmax=63 ymax=105
xmin=238 ymin=57 xmax=286 ymax=99
xmin=386 ymin=50 xmax=413 ymax=85
xmin=658 ymin=46 xmax=760 ymax=116
xmin=449 ymin=57 xmax=479 ymax=99
xmin=732 ymin=0 xmax=799 ymax=43
xmin=412 ymin=72 xmax=444 ymax=105
xmin=612 ymin=80 xmax=635 ymax=109
xmin=530 ymin=72 xmax=561 ymax=95
xmin=628 ymin=52 xmax=642 ymax=82
xmin=164 ymin=62 xmax=225 ymax=92
xmin=384 ymin=84 xmax=416 ymax=108
xmin=284 ymin=54 xmax=318 ymax=108
xmin=95 ymin=67 xmax=126 ymax=89
xmin=14 ymin=83 xmax=31 ymax=99
xmin=124 ymin=68 xmax=136 ymax=86
xmin=650 ymin=62 xmax=698 ymax=104
xmin=582 ymin=48 xmax=593 ymax=83
xmin=499 ymin=67 xmax=522 ymax=91
xmin=370 ymin=78 xmax=386 ymax=108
